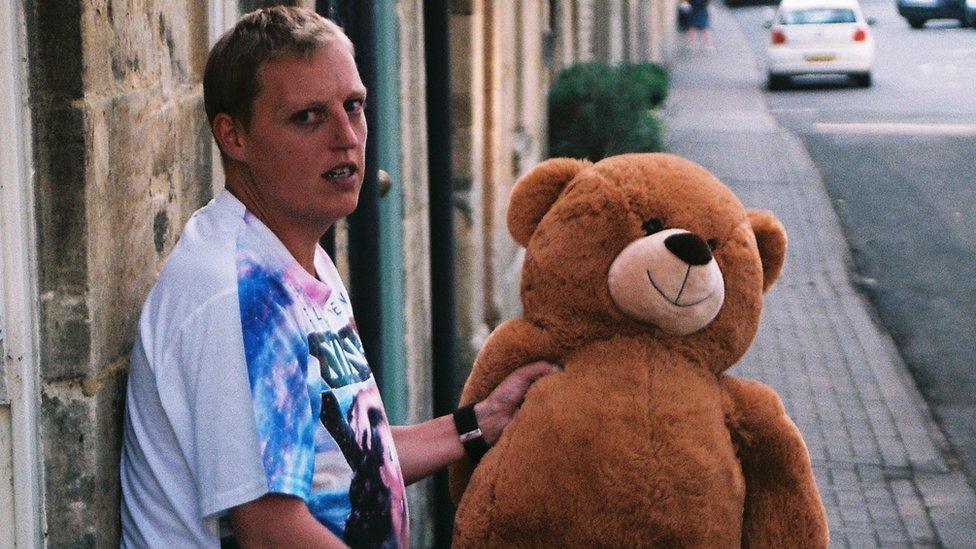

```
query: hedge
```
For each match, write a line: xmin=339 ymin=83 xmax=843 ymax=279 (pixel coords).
xmin=548 ymin=61 xmax=668 ymax=162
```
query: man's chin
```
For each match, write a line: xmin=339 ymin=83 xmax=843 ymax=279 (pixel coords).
xmin=310 ymin=200 xmax=360 ymax=228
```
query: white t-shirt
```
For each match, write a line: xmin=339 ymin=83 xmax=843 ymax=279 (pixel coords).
xmin=120 ymin=189 xmax=408 ymax=548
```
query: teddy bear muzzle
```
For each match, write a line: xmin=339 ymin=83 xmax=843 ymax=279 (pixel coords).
xmin=607 ymin=228 xmax=726 ymax=335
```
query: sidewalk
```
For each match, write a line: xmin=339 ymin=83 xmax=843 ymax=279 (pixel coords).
xmin=664 ymin=5 xmax=976 ymax=548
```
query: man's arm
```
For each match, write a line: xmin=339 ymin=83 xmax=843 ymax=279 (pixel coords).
xmin=229 ymin=494 xmax=348 ymax=548
xmin=391 ymin=361 xmax=558 ymax=485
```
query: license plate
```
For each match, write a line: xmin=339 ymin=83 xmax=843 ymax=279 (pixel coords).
xmin=805 ymin=54 xmax=836 ymax=62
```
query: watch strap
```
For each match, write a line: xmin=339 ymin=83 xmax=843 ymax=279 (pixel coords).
xmin=453 ymin=403 xmax=490 ymax=462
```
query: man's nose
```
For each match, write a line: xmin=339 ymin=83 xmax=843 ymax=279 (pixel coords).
xmin=330 ymin=115 xmax=360 ymax=150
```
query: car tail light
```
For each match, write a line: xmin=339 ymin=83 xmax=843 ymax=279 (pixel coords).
xmin=853 ymin=27 xmax=868 ymax=41
xmin=771 ymin=29 xmax=786 ymax=44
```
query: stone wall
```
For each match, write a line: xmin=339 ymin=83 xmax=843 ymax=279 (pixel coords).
xmin=450 ymin=0 xmax=487 ymax=387
xmin=27 ymin=0 xmax=213 ymax=544
xmin=394 ymin=0 xmax=437 ymax=544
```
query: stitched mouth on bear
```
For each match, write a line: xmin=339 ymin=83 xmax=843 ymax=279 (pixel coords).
xmin=646 ymin=266 xmax=713 ymax=308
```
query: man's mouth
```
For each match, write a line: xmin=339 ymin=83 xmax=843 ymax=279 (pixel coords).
xmin=323 ymin=164 xmax=357 ymax=180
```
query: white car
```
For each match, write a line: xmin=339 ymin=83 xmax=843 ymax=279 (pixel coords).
xmin=765 ymin=0 xmax=876 ymax=89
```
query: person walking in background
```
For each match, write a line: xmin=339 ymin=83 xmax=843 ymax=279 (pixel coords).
xmin=685 ymin=0 xmax=714 ymax=49
xmin=678 ymin=0 xmax=692 ymax=32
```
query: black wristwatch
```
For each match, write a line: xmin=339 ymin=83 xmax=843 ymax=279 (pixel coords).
xmin=453 ymin=403 xmax=490 ymax=463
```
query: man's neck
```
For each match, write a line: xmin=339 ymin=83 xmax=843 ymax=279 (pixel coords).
xmin=224 ymin=167 xmax=320 ymax=276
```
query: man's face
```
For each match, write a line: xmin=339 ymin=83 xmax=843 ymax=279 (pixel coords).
xmin=238 ymin=44 xmax=367 ymax=232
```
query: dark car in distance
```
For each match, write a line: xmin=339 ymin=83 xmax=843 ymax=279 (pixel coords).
xmin=963 ymin=0 xmax=976 ymax=26
xmin=896 ymin=0 xmax=967 ymax=27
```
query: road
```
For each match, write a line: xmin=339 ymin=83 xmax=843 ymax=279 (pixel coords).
xmin=727 ymin=0 xmax=976 ymax=484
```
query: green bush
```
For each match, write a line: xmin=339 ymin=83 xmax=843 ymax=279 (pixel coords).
xmin=619 ymin=63 xmax=669 ymax=108
xmin=547 ymin=61 xmax=668 ymax=162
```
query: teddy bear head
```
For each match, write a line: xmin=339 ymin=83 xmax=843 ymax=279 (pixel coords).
xmin=507 ymin=153 xmax=786 ymax=373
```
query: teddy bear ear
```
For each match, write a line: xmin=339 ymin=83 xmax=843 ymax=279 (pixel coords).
xmin=748 ymin=209 xmax=788 ymax=292
xmin=507 ymin=158 xmax=592 ymax=246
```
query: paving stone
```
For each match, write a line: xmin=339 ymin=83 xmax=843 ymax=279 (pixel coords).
xmin=846 ymin=532 xmax=881 ymax=547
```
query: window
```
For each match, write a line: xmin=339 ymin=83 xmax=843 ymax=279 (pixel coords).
xmin=779 ymin=8 xmax=857 ymax=25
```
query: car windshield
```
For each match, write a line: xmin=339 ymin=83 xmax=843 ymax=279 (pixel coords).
xmin=779 ymin=8 xmax=857 ymax=24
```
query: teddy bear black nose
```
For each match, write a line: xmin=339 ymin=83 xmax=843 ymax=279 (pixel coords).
xmin=664 ymin=232 xmax=713 ymax=266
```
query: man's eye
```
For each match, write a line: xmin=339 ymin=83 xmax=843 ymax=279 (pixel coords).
xmin=345 ymin=98 xmax=366 ymax=114
xmin=292 ymin=110 xmax=322 ymax=125
xmin=642 ymin=218 xmax=665 ymax=235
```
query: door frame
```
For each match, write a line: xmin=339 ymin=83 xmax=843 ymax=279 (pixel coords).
xmin=0 ymin=0 xmax=45 ymax=545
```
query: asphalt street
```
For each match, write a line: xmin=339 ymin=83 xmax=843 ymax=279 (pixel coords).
xmin=727 ymin=0 xmax=976 ymax=491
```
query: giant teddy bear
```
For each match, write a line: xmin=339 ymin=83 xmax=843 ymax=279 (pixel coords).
xmin=449 ymin=153 xmax=829 ymax=547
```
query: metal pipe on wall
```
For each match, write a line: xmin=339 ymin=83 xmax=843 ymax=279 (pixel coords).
xmin=424 ymin=0 xmax=459 ymax=546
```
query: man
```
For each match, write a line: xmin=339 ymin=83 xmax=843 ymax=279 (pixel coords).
xmin=119 ymin=7 xmax=556 ymax=548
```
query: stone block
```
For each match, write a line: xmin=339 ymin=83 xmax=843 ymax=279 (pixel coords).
xmin=93 ymin=366 xmax=127 ymax=547
xmin=85 ymin=89 xmax=212 ymax=370
xmin=452 ymin=130 xmax=472 ymax=178
xmin=450 ymin=0 xmax=473 ymax=15
xmin=34 ymin=103 xmax=88 ymax=291
xmin=25 ymin=0 xmax=84 ymax=101
xmin=40 ymin=292 xmax=90 ymax=381
xmin=40 ymin=365 xmax=125 ymax=548
xmin=451 ymin=93 xmax=472 ymax=129
xmin=185 ymin=2 xmax=210 ymax=80
xmin=41 ymin=385 xmax=98 ymax=547
xmin=175 ymin=95 xmax=215 ymax=216
xmin=83 ymin=1 xmax=206 ymax=96
xmin=448 ymin=15 xmax=473 ymax=87
xmin=239 ymin=0 xmax=300 ymax=13
xmin=86 ymin=91 xmax=157 ymax=369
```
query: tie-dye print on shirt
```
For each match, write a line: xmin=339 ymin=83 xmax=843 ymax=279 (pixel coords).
xmin=236 ymin=213 xmax=408 ymax=547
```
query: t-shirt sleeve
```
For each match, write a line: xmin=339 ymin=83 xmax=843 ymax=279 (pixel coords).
xmin=165 ymin=290 xmax=270 ymax=518
xmin=236 ymin=272 xmax=317 ymax=501
xmin=169 ymin=284 xmax=320 ymax=519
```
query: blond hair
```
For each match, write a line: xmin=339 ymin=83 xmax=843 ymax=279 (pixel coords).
xmin=203 ymin=6 xmax=353 ymax=128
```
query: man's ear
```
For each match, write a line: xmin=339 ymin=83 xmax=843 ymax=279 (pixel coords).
xmin=507 ymin=158 xmax=591 ymax=246
xmin=210 ymin=113 xmax=247 ymax=163
xmin=748 ymin=209 xmax=787 ymax=292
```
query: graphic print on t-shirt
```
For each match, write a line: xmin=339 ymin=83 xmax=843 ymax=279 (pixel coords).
xmin=314 ymin=353 xmax=405 ymax=547
xmin=308 ymin=324 xmax=371 ymax=389
xmin=235 ymin=217 xmax=407 ymax=548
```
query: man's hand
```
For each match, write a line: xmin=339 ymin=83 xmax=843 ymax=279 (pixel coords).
xmin=391 ymin=360 xmax=560 ymax=485
xmin=473 ymin=361 xmax=561 ymax=445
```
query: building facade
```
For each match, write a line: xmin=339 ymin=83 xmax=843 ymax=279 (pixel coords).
xmin=0 ymin=0 xmax=676 ymax=546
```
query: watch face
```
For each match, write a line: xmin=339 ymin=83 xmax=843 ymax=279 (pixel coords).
xmin=459 ymin=428 xmax=484 ymax=443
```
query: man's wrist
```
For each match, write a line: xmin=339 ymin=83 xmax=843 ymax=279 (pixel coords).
xmin=473 ymin=400 xmax=507 ymax=446
xmin=453 ymin=403 xmax=490 ymax=462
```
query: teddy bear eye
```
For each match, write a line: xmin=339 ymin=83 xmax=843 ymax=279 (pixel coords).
xmin=642 ymin=218 xmax=664 ymax=235
xmin=707 ymin=238 xmax=720 ymax=251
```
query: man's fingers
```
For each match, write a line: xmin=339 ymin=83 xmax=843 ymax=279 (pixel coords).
xmin=512 ymin=360 xmax=561 ymax=383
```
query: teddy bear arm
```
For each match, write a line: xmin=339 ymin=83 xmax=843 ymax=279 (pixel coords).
xmin=720 ymin=375 xmax=829 ymax=549
xmin=457 ymin=318 xmax=560 ymax=407
xmin=449 ymin=318 xmax=559 ymax=503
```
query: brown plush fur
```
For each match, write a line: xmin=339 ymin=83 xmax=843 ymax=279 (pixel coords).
xmin=449 ymin=153 xmax=828 ymax=547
